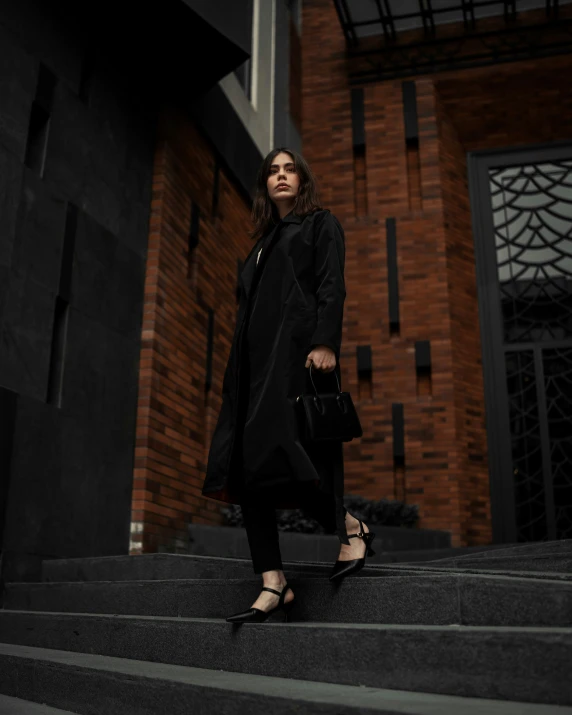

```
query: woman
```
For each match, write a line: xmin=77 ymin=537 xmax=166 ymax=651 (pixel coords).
xmin=202 ymin=148 xmax=376 ymax=623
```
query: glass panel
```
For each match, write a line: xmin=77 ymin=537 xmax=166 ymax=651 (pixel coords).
xmin=543 ymin=347 xmax=572 ymax=539
xmin=489 ymin=160 xmax=572 ymax=343
xmin=233 ymin=0 xmax=254 ymax=100
xmin=505 ymin=350 xmax=548 ymax=542
xmin=234 ymin=59 xmax=252 ymax=99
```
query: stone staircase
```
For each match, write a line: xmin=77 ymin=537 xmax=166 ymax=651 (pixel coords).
xmin=0 ymin=540 xmax=571 ymax=714
xmin=186 ymin=522 xmax=455 ymax=563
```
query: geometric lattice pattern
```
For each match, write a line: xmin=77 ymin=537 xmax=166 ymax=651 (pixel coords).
xmin=544 ymin=347 xmax=572 ymax=539
xmin=335 ymin=1 xmax=572 ymax=83
xmin=505 ymin=350 xmax=548 ymax=542
xmin=493 ymin=158 xmax=572 ymax=541
xmin=336 ymin=0 xmax=572 ymax=43
xmin=490 ymin=160 xmax=572 ymax=343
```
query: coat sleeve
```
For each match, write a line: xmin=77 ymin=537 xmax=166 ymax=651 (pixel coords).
xmin=309 ymin=211 xmax=346 ymax=359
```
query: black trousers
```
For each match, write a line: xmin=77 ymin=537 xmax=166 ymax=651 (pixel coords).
xmin=240 ymin=482 xmax=347 ymax=574
xmin=235 ymin=292 xmax=347 ymax=574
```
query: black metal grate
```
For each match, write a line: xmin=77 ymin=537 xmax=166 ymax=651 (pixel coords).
xmin=333 ymin=0 xmax=572 ymax=82
xmin=505 ymin=346 xmax=572 ymax=541
xmin=335 ymin=0 xmax=565 ymax=43
xmin=489 ymin=160 xmax=572 ymax=344
xmin=505 ymin=349 xmax=548 ymax=542
xmin=489 ymin=156 xmax=572 ymax=542
xmin=545 ymin=347 xmax=572 ymax=540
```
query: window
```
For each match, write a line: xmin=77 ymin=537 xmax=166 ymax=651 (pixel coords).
xmin=234 ymin=59 xmax=252 ymax=99
xmin=234 ymin=0 xmax=254 ymax=100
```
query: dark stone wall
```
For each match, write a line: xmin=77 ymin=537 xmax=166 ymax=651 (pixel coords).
xmin=0 ymin=0 xmax=156 ymax=580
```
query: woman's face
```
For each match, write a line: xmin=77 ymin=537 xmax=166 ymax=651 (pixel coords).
xmin=266 ymin=152 xmax=300 ymax=207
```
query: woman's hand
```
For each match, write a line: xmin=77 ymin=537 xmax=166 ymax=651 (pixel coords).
xmin=305 ymin=345 xmax=336 ymax=372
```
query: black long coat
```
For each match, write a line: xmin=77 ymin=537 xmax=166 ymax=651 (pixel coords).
xmin=202 ymin=209 xmax=350 ymax=544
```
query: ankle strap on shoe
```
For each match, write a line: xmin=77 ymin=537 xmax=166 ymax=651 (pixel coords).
xmin=262 ymin=585 xmax=287 ymax=598
xmin=347 ymin=519 xmax=365 ymax=539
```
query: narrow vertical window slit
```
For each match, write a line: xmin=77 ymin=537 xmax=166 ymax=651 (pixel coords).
xmin=25 ymin=63 xmax=57 ymax=176
xmin=402 ymin=81 xmax=422 ymax=212
xmin=351 ymin=87 xmax=368 ymax=217
xmin=356 ymin=345 xmax=373 ymax=400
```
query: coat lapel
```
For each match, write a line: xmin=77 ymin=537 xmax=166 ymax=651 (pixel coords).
xmin=240 ymin=212 xmax=304 ymax=301
xmin=240 ymin=238 xmax=264 ymax=300
xmin=241 ymin=223 xmax=279 ymax=300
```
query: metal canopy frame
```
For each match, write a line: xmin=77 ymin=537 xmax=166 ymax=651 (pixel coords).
xmin=333 ymin=0 xmax=571 ymax=83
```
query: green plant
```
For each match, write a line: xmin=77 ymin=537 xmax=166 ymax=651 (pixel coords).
xmin=220 ymin=493 xmax=419 ymax=531
xmin=343 ymin=494 xmax=419 ymax=528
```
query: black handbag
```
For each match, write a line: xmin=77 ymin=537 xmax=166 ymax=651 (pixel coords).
xmin=295 ymin=364 xmax=363 ymax=442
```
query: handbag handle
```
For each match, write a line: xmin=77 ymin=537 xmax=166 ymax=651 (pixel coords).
xmin=308 ymin=362 xmax=341 ymax=396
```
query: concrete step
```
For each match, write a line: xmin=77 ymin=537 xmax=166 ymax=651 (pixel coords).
xmin=5 ymin=573 xmax=572 ymax=627
xmin=431 ymin=539 xmax=572 ymax=562
xmin=0 ymin=612 xmax=570 ymax=704
xmin=41 ymin=553 xmax=327 ymax=583
xmin=372 ymin=544 xmax=515 ymax=562
xmin=187 ymin=523 xmax=451 ymax=562
xmin=2 ymin=643 xmax=570 ymax=715
xmin=0 ymin=694 xmax=78 ymax=714
xmin=37 ymin=541 xmax=571 ymax=586
xmin=424 ymin=552 xmax=572 ymax=573
xmin=372 ymin=562 xmax=572 ymax=581
xmin=40 ymin=551 xmax=570 ymax=586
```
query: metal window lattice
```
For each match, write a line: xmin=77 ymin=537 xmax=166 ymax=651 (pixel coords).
xmin=544 ymin=347 xmax=572 ymax=539
xmin=489 ymin=160 xmax=572 ymax=343
xmin=505 ymin=347 xmax=572 ymax=541
xmin=505 ymin=350 xmax=548 ymax=542
xmin=490 ymin=157 xmax=572 ymax=542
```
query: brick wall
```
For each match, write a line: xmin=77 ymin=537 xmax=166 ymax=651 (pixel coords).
xmin=301 ymin=0 xmax=572 ymax=545
xmin=131 ymin=105 xmax=253 ymax=554
xmin=131 ymin=3 xmax=572 ymax=550
xmin=434 ymin=56 xmax=572 ymax=543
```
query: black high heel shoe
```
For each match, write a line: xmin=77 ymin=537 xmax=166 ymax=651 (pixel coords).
xmin=226 ymin=584 xmax=295 ymax=623
xmin=329 ymin=519 xmax=376 ymax=582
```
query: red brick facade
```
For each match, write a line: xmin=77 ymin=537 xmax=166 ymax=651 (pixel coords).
xmin=131 ymin=4 xmax=572 ymax=552
xmin=301 ymin=0 xmax=572 ymax=546
xmin=130 ymin=106 xmax=253 ymax=553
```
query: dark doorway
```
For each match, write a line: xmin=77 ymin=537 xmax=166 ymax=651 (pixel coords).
xmin=469 ymin=144 xmax=572 ymax=544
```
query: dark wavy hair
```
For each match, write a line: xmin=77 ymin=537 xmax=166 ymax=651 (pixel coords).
xmin=251 ymin=147 xmax=321 ymax=241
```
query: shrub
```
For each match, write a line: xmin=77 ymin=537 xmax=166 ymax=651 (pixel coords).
xmin=220 ymin=493 xmax=419 ymax=531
